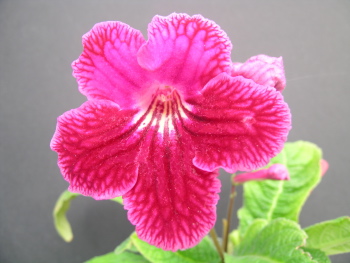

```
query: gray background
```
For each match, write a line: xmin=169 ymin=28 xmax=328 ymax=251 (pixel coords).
xmin=1 ymin=0 xmax=349 ymax=262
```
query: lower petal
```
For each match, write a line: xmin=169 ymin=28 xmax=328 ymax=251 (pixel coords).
xmin=123 ymin=121 xmax=220 ymax=251
xmin=50 ymin=100 xmax=142 ymax=199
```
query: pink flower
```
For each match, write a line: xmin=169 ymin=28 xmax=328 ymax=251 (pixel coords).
xmin=51 ymin=13 xmax=291 ymax=251
xmin=233 ymin=164 xmax=290 ymax=184
xmin=320 ymin=159 xmax=329 ymax=177
xmin=231 ymin=55 xmax=286 ymax=92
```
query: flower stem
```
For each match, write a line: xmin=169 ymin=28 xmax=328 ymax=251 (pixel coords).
xmin=209 ymin=228 xmax=225 ymax=263
xmin=222 ymin=218 xmax=228 ymax=250
xmin=223 ymin=184 xmax=236 ymax=252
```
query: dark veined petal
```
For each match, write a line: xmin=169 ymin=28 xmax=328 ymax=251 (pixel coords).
xmin=72 ymin=22 xmax=153 ymax=109
xmin=50 ymin=100 xmax=142 ymax=199
xmin=137 ymin=13 xmax=232 ymax=99
xmin=124 ymin=126 xmax=220 ymax=251
xmin=231 ymin=55 xmax=286 ymax=91
xmin=122 ymin=92 xmax=220 ymax=251
xmin=182 ymin=73 xmax=291 ymax=173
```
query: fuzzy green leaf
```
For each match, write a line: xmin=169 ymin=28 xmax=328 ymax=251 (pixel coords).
xmin=301 ymin=248 xmax=330 ymax=263
xmin=53 ymin=190 xmax=124 ymax=242
xmin=110 ymin=196 xmax=123 ymax=205
xmin=53 ymin=190 xmax=79 ymax=242
xmin=84 ymin=251 xmax=150 ymax=263
xmin=238 ymin=141 xmax=322 ymax=235
xmin=305 ymin=216 xmax=350 ymax=255
xmin=223 ymin=254 xmax=240 ymax=263
xmin=229 ymin=229 xmax=240 ymax=249
xmin=114 ymin=236 xmax=139 ymax=254
xmin=131 ymin=233 xmax=221 ymax=263
xmin=227 ymin=218 xmax=315 ymax=263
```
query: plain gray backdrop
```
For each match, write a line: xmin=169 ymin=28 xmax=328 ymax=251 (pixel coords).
xmin=1 ymin=0 xmax=350 ymax=262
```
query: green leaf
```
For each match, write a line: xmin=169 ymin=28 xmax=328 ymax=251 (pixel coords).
xmin=114 ymin=236 xmax=138 ymax=254
xmin=53 ymin=190 xmax=124 ymax=242
xmin=237 ymin=219 xmax=268 ymax=246
xmin=223 ymin=254 xmax=238 ymax=263
xmin=110 ymin=196 xmax=123 ymax=205
xmin=301 ymin=248 xmax=330 ymax=263
xmin=84 ymin=251 xmax=150 ymax=263
xmin=305 ymin=216 xmax=350 ymax=255
xmin=228 ymin=229 xmax=240 ymax=250
xmin=229 ymin=218 xmax=315 ymax=263
xmin=238 ymin=141 xmax=322 ymax=235
xmin=131 ymin=233 xmax=221 ymax=263
xmin=52 ymin=190 xmax=79 ymax=242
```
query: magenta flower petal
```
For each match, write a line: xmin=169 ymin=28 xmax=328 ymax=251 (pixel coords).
xmin=50 ymin=100 xmax=142 ymax=199
xmin=233 ymin=164 xmax=290 ymax=184
xmin=52 ymin=13 xmax=292 ymax=251
xmin=72 ymin=22 xmax=152 ymax=108
xmin=231 ymin=55 xmax=286 ymax=91
xmin=123 ymin=126 xmax=220 ymax=251
xmin=137 ymin=13 xmax=232 ymax=98
xmin=183 ymin=73 xmax=291 ymax=173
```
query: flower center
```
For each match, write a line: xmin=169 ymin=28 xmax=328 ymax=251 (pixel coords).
xmin=157 ymin=85 xmax=175 ymax=102
xmin=136 ymin=85 xmax=187 ymax=134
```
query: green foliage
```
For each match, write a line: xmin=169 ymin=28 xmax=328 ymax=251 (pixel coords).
xmin=131 ymin=233 xmax=221 ymax=263
xmin=85 ymin=233 xmax=223 ymax=263
xmin=228 ymin=218 xmax=315 ymax=263
xmin=301 ymin=248 xmax=331 ymax=263
xmin=114 ymin=237 xmax=139 ymax=254
xmin=238 ymin=141 xmax=322 ymax=235
xmin=53 ymin=190 xmax=124 ymax=242
xmin=305 ymin=217 xmax=350 ymax=255
xmin=84 ymin=251 xmax=150 ymax=263
xmin=52 ymin=190 xmax=79 ymax=242
xmin=83 ymin=218 xmax=334 ymax=263
xmin=228 ymin=229 xmax=240 ymax=250
xmin=55 ymin=141 xmax=350 ymax=262
xmin=110 ymin=196 xmax=123 ymax=205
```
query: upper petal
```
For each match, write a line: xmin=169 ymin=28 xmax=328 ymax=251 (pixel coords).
xmin=182 ymin=73 xmax=291 ymax=173
xmin=137 ymin=13 xmax=232 ymax=98
xmin=231 ymin=55 xmax=286 ymax=91
xmin=50 ymin=100 xmax=142 ymax=199
xmin=72 ymin=22 xmax=152 ymax=109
